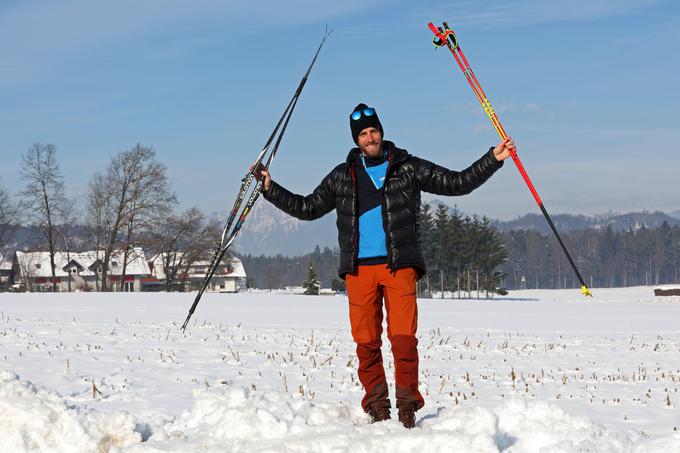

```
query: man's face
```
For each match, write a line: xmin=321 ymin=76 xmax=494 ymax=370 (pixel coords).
xmin=357 ymin=127 xmax=383 ymax=158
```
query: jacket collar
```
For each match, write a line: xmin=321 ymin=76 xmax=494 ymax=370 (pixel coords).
xmin=345 ymin=140 xmax=410 ymax=166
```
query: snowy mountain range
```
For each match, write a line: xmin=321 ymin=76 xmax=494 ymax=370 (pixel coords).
xmin=493 ymin=210 xmax=680 ymax=234
xmin=233 ymin=201 xmax=337 ymax=257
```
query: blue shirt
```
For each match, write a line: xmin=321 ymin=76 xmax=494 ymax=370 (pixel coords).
xmin=357 ymin=152 xmax=388 ymax=260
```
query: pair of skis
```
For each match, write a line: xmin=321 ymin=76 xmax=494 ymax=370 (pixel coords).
xmin=428 ymin=21 xmax=592 ymax=297
xmin=180 ymin=28 xmax=333 ymax=332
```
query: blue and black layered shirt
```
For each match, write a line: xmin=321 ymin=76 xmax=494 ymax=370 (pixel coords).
xmin=356 ymin=150 xmax=389 ymax=265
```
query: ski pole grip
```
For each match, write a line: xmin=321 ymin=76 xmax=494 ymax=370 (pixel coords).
xmin=428 ymin=22 xmax=446 ymax=41
xmin=253 ymin=162 xmax=267 ymax=181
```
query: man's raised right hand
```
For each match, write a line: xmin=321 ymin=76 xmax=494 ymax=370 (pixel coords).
xmin=259 ymin=169 xmax=272 ymax=192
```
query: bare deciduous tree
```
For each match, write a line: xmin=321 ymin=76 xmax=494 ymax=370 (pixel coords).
xmin=85 ymin=173 xmax=110 ymax=291
xmin=0 ymin=177 xmax=20 ymax=256
xmin=149 ymin=207 xmax=220 ymax=291
xmin=87 ymin=144 xmax=176 ymax=291
xmin=14 ymin=252 xmax=41 ymax=292
xmin=20 ymin=143 xmax=70 ymax=292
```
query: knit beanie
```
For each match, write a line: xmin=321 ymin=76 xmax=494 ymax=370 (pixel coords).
xmin=349 ymin=103 xmax=383 ymax=145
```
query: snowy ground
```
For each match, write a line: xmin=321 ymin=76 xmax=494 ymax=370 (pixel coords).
xmin=1 ymin=287 xmax=680 ymax=452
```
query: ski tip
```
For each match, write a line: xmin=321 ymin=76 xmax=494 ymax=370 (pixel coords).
xmin=581 ymin=285 xmax=593 ymax=298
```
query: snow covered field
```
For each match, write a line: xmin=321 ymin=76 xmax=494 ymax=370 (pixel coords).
xmin=1 ymin=287 xmax=680 ymax=452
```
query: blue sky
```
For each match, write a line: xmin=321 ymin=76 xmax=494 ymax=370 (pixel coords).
xmin=1 ymin=0 xmax=678 ymax=220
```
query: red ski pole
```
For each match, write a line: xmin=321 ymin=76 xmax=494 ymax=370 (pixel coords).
xmin=428 ymin=21 xmax=592 ymax=297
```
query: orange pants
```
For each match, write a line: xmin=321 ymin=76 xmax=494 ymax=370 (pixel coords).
xmin=345 ymin=265 xmax=424 ymax=411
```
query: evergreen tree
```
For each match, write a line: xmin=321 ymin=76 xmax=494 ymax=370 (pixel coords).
xmin=419 ymin=203 xmax=435 ymax=296
xmin=475 ymin=216 xmax=508 ymax=296
xmin=448 ymin=207 xmax=465 ymax=296
xmin=302 ymin=261 xmax=320 ymax=295
xmin=433 ymin=203 xmax=451 ymax=295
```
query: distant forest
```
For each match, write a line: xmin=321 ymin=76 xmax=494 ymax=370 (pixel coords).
xmin=240 ymin=203 xmax=680 ymax=294
xmin=502 ymin=220 xmax=680 ymax=290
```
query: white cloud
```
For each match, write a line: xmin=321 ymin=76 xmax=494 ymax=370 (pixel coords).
xmin=445 ymin=102 xmax=478 ymax=113
xmin=494 ymin=102 xmax=516 ymax=114
xmin=473 ymin=124 xmax=490 ymax=134
xmin=0 ymin=0 xmax=386 ymax=86
xmin=523 ymin=103 xmax=541 ymax=112
xmin=426 ymin=0 xmax=670 ymax=28
xmin=463 ymin=102 xmax=514 ymax=120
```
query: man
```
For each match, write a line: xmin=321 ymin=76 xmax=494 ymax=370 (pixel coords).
xmin=260 ymin=103 xmax=513 ymax=428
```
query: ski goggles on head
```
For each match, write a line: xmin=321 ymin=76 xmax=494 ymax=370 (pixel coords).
xmin=350 ymin=107 xmax=375 ymax=121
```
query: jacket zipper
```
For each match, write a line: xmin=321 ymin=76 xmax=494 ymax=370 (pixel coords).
xmin=350 ymin=163 xmax=359 ymax=271
xmin=382 ymin=151 xmax=394 ymax=271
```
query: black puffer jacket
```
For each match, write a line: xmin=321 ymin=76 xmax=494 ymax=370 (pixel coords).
xmin=263 ymin=141 xmax=503 ymax=279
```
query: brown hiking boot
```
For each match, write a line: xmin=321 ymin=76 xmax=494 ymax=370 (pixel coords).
xmin=367 ymin=404 xmax=391 ymax=423
xmin=398 ymin=404 xmax=416 ymax=429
